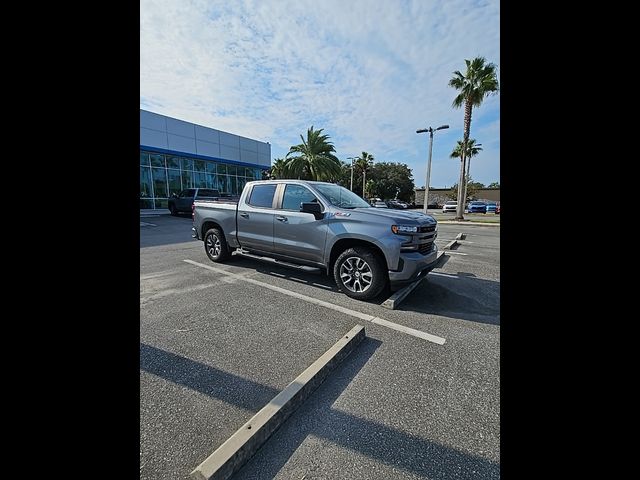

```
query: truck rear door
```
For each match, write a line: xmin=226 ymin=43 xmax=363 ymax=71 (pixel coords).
xmin=236 ymin=183 xmax=277 ymax=253
xmin=272 ymin=183 xmax=328 ymax=263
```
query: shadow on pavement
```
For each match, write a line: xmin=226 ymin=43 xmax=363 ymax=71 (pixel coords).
xmin=140 ymin=343 xmax=279 ymax=412
xmin=238 ymin=337 xmax=500 ymax=479
xmin=400 ymin=274 xmax=500 ymax=325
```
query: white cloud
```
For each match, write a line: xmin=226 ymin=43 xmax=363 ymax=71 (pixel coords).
xmin=141 ymin=0 xmax=500 ymax=186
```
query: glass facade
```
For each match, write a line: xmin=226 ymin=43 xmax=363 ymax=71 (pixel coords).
xmin=140 ymin=149 xmax=265 ymax=209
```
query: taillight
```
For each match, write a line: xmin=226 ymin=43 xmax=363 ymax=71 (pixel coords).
xmin=192 ymin=203 xmax=195 ymax=219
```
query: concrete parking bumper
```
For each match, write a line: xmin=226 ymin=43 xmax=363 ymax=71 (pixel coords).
xmin=190 ymin=325 xmax=366 ymax=480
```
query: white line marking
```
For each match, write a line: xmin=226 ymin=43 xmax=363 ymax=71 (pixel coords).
xmin=429 ymin=272 xmax=460 ymax=279
xmin=140 ymin=221 xmax=157 ymax=227
xmin=444 ymin=251 xmax=468 ymax=255
xmin=183 ymin=259 xmax=446 ymax=345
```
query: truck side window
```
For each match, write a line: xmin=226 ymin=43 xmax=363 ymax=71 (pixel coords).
xmin=180 ymin=189 xmax=195 ymax=198
xmin=281 ymin=185 xmax=318 ymax=210
xmin=248 ymin=184 xmax=277 ymax=208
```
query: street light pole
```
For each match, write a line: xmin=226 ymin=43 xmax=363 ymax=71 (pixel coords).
xmin=347 ymin=157 xmax=356 ymax=191
xmin=417 ymin=125 xmax=449 ymax=214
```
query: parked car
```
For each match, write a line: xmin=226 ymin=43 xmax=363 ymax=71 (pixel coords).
xmin=192 ymin=180 xmax=439 ymax=300
xmin=486 ymin=202 xmax=497 ymax=213
xmin=495 ymin=203 xmax=500 ymax=214
xmin=373 ymin=201 xmax=389 ymax=208
xmin=386 ymin=200 xmax=408 ymax=209
xmin=168 ymin=188 xmax=222 ymax=215
xmin=467 ymin=201 xmax=487 ymax=213
xmin=442 ymin=200 xmax=457 ymax=213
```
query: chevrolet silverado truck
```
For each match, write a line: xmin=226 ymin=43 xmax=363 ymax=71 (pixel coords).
xmin=191 ymin=180 xmax=438 ymax=300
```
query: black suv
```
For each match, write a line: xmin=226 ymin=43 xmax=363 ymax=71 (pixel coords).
xmin=168 ymin=188 xmax=221 ymax=215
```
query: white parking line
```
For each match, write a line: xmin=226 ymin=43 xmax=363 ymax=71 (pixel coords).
xmin=444 ymin=251 xmax=468 ymax=255
xmin=184 ymin=259 xmax=446 ymax=345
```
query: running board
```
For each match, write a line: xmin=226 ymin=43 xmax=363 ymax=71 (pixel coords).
xmin=232 ymin=249 xmax=321 ymax=273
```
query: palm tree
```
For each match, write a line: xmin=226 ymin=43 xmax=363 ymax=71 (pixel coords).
xmin=354 ymin=151 xmax=374 ymax=198
xmin=268 ymin=158 xmax=289 ymax=179
xmin=450 ymin=139 xmax=483 ymax=204
xmin=449 ymin=57 xmax=499 ymax=219
xmin=285 ymin=126 xmax=341 ymax=181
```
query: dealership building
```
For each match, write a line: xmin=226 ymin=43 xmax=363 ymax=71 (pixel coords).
xmin=140 ymin=109 xmax=271 ymax=210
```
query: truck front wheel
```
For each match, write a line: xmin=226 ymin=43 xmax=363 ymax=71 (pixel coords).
xmin=204 ymin=228 xmax=230 ymax=263
xmin=333 ymin=247 xmax=388 ymax=300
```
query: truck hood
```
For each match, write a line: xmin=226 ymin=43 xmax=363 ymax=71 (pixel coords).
xmin=347 ymin=208 xmax=437 ymax=225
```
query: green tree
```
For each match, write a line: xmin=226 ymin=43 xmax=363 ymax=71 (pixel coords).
xmin=354 ymin=151 xmax=374 ymax=198
xmin=449 ymin=57 xmax=499 ymax=219
xmin=285 ymin=126 xmax=342 ymax=180
xmin=448 ymin=177 xmax=484 ymax=203
xmin=450 ymin=139 xmax=483 ymax=206
xmin=266 ymin=158 xmax=289 ymax=179
xmin=488 ymin=181 xmax=500 ymax=188
xmin=368 ymin=162 xmax=415 ymax=202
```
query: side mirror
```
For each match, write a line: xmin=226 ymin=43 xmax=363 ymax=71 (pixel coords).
xmin=300 ymin=202 xmax=323 ymax=219
xmin=171 ymin=193 xmax=178 ymax=198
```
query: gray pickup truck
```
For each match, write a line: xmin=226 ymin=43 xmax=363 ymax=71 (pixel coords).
xmin=192 ymin=180 xmax=438 ymax=300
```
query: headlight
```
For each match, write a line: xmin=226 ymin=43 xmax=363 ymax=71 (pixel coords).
xmin=391 ymin=225 xmax=418 ymax=234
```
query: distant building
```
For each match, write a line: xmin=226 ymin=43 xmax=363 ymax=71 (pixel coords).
xmin=414 ymin=187 xmax=500 ymax=207
xmin=140 ymin=109 xmax=271 ymax=210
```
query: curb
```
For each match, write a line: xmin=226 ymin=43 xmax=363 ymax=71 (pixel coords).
xmin=443 ymin=239 xmax=459 ymax=250
xmin=190 ymin=325 xmax=366 ymax=480
xmin=381 ymin=251 xmax=448 ymax=310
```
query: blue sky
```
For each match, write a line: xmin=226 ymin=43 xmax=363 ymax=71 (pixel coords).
xmin=141 ymin=0 xmax=499 ymax=187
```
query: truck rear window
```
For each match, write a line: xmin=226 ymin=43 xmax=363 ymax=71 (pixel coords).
xmin=248 ymin=184 xmax=277 ymax=208
xmin=196 ymin=189 xmax=220 ymax=198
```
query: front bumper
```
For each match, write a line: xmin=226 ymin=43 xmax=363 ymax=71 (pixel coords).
xmin=388 ymin=244 xmax=439 ymax=286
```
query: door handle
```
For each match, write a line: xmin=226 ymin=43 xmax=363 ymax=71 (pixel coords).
xmin=240 ymin=212 xmax=249 ymax=218
xmin=276 ymin=216 xmax=288 ymax=222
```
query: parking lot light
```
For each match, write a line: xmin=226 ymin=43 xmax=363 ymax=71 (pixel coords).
xmin=416 ymin=125 xmax=449 ymax=214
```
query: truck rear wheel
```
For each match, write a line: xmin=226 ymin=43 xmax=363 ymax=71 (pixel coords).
xmin=204 ymin=228 xmax=230 ymax=263
xmin=333 ymin=247 xmax=387 ymax=300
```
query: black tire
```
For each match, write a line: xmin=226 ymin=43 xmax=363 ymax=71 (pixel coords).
xmin=204 ymin=228 xmax=230 ymax=263
xmin=169 ymin=204 xmax=178 ymax=216
xmin=333 ymin=247 xmax=388 ymax=300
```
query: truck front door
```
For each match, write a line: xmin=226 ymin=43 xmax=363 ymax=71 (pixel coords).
xmin=272 ymin=183 xmax=328 ymax=263
xmin=236 ymin=183 xmax=277 ymax=253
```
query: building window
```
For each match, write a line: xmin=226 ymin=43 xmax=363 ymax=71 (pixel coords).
xmin=181 ymin=157 xmax=193 ymax=171
xmin=217 ymin=163 xmax=227 ymax=175
xmin=152 ymin=168 xmax=168 ymax=198
xmin=167 ymin=156 xmax=181 ymax=169
xmin=167 ymin=169 xmax=182 ymax=197
xmin=140 ymin=152 xmax=149 ymax=166
xmin=181 ymin=170 xmax=193 ymax=189
xmin=140 ymin=166 xmax=153 ymax=198
xmin=206 ymin=162 xmax=216 ymax=173
xmin=150 ymin=154 xmax=165 ymax=168
xmin=194 ymin=159 xmax=206 ymax=172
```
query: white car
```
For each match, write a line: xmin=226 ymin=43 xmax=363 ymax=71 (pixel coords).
xmin=442 ymin=201 xmax=457 ymax=213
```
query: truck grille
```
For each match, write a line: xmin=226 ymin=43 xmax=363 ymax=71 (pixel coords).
xmin=419 ymin=225 xmax=436 ymax=233
xmin=418 ymin=242 xmax=433 ymax=255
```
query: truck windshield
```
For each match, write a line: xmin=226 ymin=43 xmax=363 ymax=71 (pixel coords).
xmin=314 ymin=184 xmax=371 ymax=209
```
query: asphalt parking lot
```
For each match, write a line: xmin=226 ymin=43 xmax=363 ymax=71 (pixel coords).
xmin=140 ymin=213 xmax=500 ymax=479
